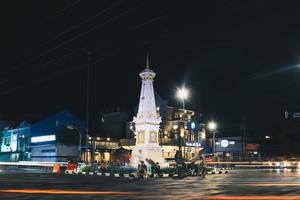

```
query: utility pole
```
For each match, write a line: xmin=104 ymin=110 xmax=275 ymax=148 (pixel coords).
xmin=85 ymin=51 xmax=91 ymax=163
xmin=241 ymin=117 xmax=247 ymax=160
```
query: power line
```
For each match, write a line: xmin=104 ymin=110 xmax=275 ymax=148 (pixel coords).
xmin=8 ymin=1 xmax=128 ymax=73
xmin=55 ymin=0 xmax=82 ymax=15
xmin=38 ymin=6 xmax=139 ymax=59
xmin=52 ymin=0 xmax=124 ymax=41
xmin=0 ymin=11 xmax=167 ymax=95
xmin=0 ymin=4 xmax=138 ymax=87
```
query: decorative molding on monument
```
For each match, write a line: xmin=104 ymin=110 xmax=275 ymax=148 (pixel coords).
xmin=133 ymin=116 xmax=161 ymax=124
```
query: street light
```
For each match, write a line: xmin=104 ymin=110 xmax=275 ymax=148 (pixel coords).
xmin=176 ymin=86 xmax=190 ymax=158
xmin=172 ymin=124 xmax=179 ymax=130
xmin=208 ymin=121 xmax=217 ymax=131
xmin=176 ymin=87 xmax=189 ymax=110
xmin=56 ymin=121 xmax=82 ymax=162
xmin=208 ymin=121 xmax=217 ymax=157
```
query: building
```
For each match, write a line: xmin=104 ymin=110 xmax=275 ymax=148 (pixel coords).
xmin=214 ymin=136 xmax=242 ymax=161
xmin=0 ymin=121 xmax=30 ymax=161
xmin=100 ymin=112 xmax=130 ymax=139
xmin=30 ymin=110 xmax=85 ymax=162
xmin=213 ymin=136 xmax=260 ymax=161
xmin=0 ymin=110 xmax=85 ymax=162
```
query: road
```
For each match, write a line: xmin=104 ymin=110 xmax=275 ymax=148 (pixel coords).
xmin=1 ymin=168 xmax=300 ymax=199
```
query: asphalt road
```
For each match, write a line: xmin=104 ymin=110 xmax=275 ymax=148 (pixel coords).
xmin=1 ymin=168 xmax=300 ymax=199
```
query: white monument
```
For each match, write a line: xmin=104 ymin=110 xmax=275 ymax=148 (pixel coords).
xmin=130 ymin=55 xmax=166 ymax=168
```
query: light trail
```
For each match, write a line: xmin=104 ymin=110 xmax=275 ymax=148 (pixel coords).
xmin=245 ymin=183 xmax=300 ymax=186
xmin=0 ymin=189 xmax=134 ymax=195
xmin=205 ymin=196 xmax=300 ymax=200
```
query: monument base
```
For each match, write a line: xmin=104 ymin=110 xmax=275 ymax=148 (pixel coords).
xmin=130 ymin=145 xmax=168 ymax=168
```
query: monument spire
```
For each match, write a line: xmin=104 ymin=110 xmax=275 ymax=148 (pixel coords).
xmin=146 ymin=53 xmax=150 ymax=69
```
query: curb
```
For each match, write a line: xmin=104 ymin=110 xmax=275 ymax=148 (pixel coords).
xmin=64 ymin=170 xmax=229 ymax=178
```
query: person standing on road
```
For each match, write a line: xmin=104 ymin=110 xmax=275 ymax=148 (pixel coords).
xmin=174 ymin=150 xmax=184 ymax=176
xmin=155 ymin=162 xmax=161 ymax=177
xmin=199 ymin=156 xmax=206 ymax=177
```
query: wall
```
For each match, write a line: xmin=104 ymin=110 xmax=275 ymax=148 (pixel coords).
xmin=31 ymin=144 xmax=78 ymax=162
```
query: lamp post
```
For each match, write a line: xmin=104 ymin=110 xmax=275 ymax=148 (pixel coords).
xmin=176 ymin=87 xmax=189 ymax=111
xmin=176 ymin=87 xmax=189 ymax=158
xmin=173 ymin=124 xmax=180 ymax=151
xmin=180 ymin=127 xmax=185 ymax=158
xmin=56 ymin=121 xmax=82 ymax=162
xmin=208 ymin=121 xmax=217 ymax=158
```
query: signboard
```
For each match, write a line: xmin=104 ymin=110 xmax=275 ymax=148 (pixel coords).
xmin=215 ymin=137 xmax=242 ymax=153
xmin=31 ymin=135 xmax=56 ymax=143
xmin=185 ymin=142 xmax=201 ymax=147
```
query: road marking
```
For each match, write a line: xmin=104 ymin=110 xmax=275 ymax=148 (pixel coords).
xmin=0 ymin=189 xmax=134 ymax=195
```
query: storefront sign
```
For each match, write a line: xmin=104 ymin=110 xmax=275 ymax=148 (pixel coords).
xmin=185 ymin=142 xmax=201 ymax=147
xmin=31 ymin=135 xmax=56 ymax=143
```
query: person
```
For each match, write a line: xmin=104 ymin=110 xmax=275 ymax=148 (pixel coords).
xmin=100 ymin=160 xmax=107 ymax=172
xmin=155 ymin=162 xmax=161 ymax=177
xmin=146 ymin=159 xmax=153 ymax=177
xmin=198 ymin=156 xmax=206 ymax=177
xmin=174 ymin=150 xmax=185 ymax=177
xmin=138 ymin=161 xmax=147 ymax=178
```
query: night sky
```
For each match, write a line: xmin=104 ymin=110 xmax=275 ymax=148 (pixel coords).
xmin=0 ymin=1 xmax=300 ymax=138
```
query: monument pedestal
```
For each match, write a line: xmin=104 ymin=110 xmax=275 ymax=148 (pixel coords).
xmin=130 ymin=145 xmax=167 ymax=168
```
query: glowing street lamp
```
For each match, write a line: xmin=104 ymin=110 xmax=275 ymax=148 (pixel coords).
xmin=208 ymin=121 xmax=217 ymax=131
xmin=208 ymin=121 xmax=217 ymax=157
xmin=172 ymin=124 xmax=179 ymax=130
xmin=176 ymin=87 xmax=189 ymax=110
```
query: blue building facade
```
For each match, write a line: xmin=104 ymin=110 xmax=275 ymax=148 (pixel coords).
xmin=0 ymin=121 xmax=30 ymax=161
xmin=0 ymin=110 xmax=85 ymax=162
xmin=30 ymin=110 xmax=84 ymax=162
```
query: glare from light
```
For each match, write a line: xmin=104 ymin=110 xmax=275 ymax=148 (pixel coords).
xmin=180 ymin=129 xmax=185 ymax=137
xmin=176 ymin=87 xmax=189 ymax=100
xmin=172 ymin=125 xmax=178 ymax=130
xmin=208 ymin=121 xmax=217 ymax=131
xmin=107 ymin=138 xmax=110 ymax=141
xmin=191 ymin=122 xmax=196 ymax=129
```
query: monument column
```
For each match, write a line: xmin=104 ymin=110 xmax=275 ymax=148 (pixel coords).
xmin=130 ymin=55 xmax=165 ymax=168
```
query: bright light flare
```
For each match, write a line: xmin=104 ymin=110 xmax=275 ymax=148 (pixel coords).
xmin=176 ymin=87 xmax=189 ymax=100
xmin=208 ymin=121 xmax=217 ymax=131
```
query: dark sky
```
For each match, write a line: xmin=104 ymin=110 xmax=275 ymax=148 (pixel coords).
xmin=0 ymin=0 xmax=300 ymax=137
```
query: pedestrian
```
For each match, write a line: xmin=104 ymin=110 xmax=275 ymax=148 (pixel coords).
xmin=140 ymin=161 xmax=147 ymax=178
xmin=155 ymin=162 xmax=161 ymax=177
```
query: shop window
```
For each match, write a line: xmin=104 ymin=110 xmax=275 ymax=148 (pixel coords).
xmin=4 ymin=137 xmax=10 ymax=146
xmin=191 ymin=134 xmax=195 ymax=142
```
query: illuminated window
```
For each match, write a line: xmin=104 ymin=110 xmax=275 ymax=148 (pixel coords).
xmin=150 ymin=131 xmax=157 ymax=143
xmin=137 ymin=131 xmax=145 ymax=144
